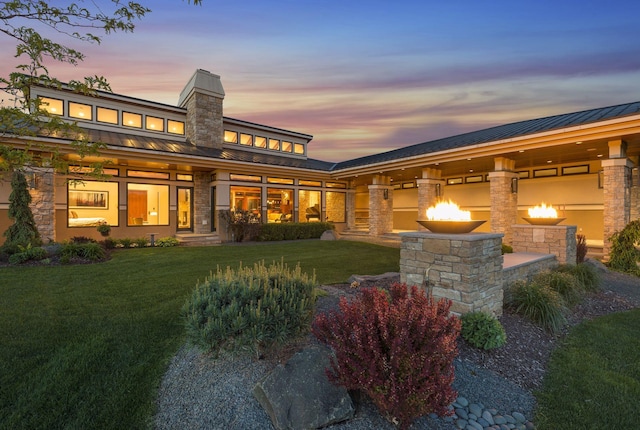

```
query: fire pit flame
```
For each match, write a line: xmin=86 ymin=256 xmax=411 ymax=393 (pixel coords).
xmin=418 ymin=200 xmax=485 ymax=234
xmin=523 ymin=203 xmax=565 ymax=225
xmin=426 ymin=200 xmax=471 ymax=221
xmin=528 ymin=203 xmax=558 ymax=219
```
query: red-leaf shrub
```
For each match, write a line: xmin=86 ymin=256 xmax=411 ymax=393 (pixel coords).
xmin=312 ymin=283 xmax=460 ymax=429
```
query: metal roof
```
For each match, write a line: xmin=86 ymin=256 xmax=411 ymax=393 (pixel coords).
xmin=81 ymin=129 xmax=335 ymax=171
xmin=73 ymin=100 xmax=640 ymax=173
xmin=332 ymin=101 xmax=640 ymax=170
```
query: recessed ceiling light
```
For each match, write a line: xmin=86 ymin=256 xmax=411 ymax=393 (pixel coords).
xmin=587 ymin=148 xmax=596 ymax=151
xmin=469 ymin=169 xmax=474 ymax=172
xmin=576 ymin=141 xmax=583 ymax=145
xmin=519 ymin=150 xmax=525 ymax=153
xmin=547 ymin=160 xmax=552 ymax=163
xmin=597 ymin=154 xmax=603 ymax=157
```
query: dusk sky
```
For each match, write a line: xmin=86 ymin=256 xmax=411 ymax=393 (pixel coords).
xmin=2 ymin=0 xmax=640 ymax=161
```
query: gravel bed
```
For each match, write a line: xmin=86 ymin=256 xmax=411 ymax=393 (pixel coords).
xmin=154 ymin=266 xmax=640 ymax=430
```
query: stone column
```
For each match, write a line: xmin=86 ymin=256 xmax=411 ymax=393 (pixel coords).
xmin=368 ymin=175 xmax=393 ymax=236
xmin=630 ymin=163 xmax=640 ymax=222
xmin=416 ymin=168 xmax=444 ymax=231
xmin=602 ymin=158 xmax=632 ymax=257
xmin=193 ymin=171 xmax=211 ymax=234
xmin=28 ymin=168 xmax=55 ymax=242
xmin=178 ymin=69 xmax=225 ymax=149
xmin=488 ymin=157 xmax=518 ymax=246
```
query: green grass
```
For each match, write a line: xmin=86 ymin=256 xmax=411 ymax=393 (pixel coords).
xmin=535 ymin=309 xmax=640 ymax=429
xmin=0 ymin=240 xmax=400 ymax=429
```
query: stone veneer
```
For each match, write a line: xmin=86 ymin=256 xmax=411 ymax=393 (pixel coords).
xmin=399 ymin=231 xmax=504 ymax=316
xmin=502 ymin=253 xmax=557 ymax=297
xmin=193 ymin=171 xmax=211 ymax=234
xmin=602 ymin=158 xmax=632 ymax=257
xmin=29 ymin=169 xmax=55 ymax=242
xmin=368 ymin=184 xmax=393 ymax=236
xmin=511 ymin=224 xmax=577 ymax=265
xmin=488 ymin=170 xmax=518 ymax=245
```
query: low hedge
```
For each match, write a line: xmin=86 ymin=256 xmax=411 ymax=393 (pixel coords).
xmin=258 ymin=222 xmax=334 ymax=241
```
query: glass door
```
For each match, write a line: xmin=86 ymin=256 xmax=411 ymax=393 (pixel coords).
xmin=177 ymin=187 xmax=193 ymax=231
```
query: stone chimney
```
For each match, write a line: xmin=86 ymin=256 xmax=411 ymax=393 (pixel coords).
xmin=178 ymin=69 xmax=225 ymax=148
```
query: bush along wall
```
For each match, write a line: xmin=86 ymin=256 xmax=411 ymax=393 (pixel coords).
xmin=258 ymin=222 xmax=334 ymax=241
xmin=182 ymin=259 xmax=316 ymax=358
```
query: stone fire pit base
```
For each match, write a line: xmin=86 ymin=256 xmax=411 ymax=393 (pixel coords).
xmin=399 ymin=231 xmax=504 ymax=316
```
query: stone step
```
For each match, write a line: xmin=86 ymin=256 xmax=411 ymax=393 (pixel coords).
xmin=175 ymin=233 xmax=221 ymax=246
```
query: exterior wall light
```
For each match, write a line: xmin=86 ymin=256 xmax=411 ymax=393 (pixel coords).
xmin=511 ymin=177 xmax=518 ymax=194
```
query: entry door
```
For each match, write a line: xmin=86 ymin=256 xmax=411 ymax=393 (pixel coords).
xmin=177 ymin=187 xmax=193 ymax=231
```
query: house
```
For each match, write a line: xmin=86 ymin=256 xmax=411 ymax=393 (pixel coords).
xmin=1 ymin=69 xmax=639 ymax=256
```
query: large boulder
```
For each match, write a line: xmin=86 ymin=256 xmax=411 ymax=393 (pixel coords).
xmin=320 ymin=230 xmax=339 ymax=241
xmin=253 ymin=345 xmax=354 ymax=429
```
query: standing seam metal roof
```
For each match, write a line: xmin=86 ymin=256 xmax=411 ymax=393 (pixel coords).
xmin=75 ymin=100 xmax=640 ymax=173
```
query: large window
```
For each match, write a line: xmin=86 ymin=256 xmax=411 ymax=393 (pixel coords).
xmin=68 ymin=181 xmax=118 ymax=227
xmin=127 ymin=183 xmax=169 ymax=226
xmin=267 ymin=188 xmax=293 ymax=223
xmin=69 ymin=102 xmax=92 ymax=120
xmin=298 ymin=189 xmax=321 ymax=222
xmin=326 ymin=191 xmax=346 ymax=223
xmin=230 ymin=186 xmax=262 ymax=219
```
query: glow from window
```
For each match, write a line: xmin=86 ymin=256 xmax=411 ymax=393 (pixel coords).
xmin=146 ymin=116 xmax=164 ymax=132
xmin=255 ymin=136 xmax=267 ymax=148
xmin=282 ymin=141 xmax=293 ymax=152
xmin=69 ymin=102 xmax=92 ymax=120
xmin=224 ymin=130 xmax=238 ymax=143
xmin=123 ymin=112 xmax=142 ymax=128
xmin=269 ymin=139 xmax=280 ymax=150
xmin=168 ymin=120 xmax=185 ymax=135
xmin=40 ymin=97 xmax=63 ymax=115
xmin=240 ymin=133 xmax=253 ymax=146
xmin=294 ymin=143 xmax=304 ymax=154
xmin=97 ymin=107 xmax=118 ymax=124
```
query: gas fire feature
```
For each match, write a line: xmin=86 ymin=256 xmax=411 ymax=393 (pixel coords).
xmin=522 ymin=203 xmax=565 ymax=225
xmin=417 ymin=200 xmax=486 ymax=234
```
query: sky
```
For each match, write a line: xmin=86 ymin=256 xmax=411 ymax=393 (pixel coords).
xmin=2 ymin=0 xmax=640 ymax=162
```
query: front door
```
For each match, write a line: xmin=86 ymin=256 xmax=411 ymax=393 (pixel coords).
xmin=177 ymin=187 xmax=193 ymax=231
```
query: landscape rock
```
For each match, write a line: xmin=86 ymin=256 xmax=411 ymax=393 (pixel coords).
xmin=253 ymin=345 xmax=354 ymax=430
xmin=584 ymin=257 xmax=608 ymax=273
xmin=320 ymin=230 xmax=339 ymax=241
xmin=347 ymin=272 xmax=400 ymax=285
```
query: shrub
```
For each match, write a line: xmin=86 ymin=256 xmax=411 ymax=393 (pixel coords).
xmin=119 ymin=238 xmax=133 ymax=248
xmin=258 ymin=222 xmax=334 ymax=241
xmin=509 ymin=280 xmax=566 ymax=333
xmin=555 ymin=263 xmax=601 ymax=293
xmin=608 ymin=219 xmax=640 ymax=275
xmin=60 ymin=242 xmax=106 ymax=262
xmin=535 ymin=270 xmax=583 ymax=307
xmin=182 ymin=260 xmax=316 ymax=357
xmin=3 ymin=170 xmax=41 ymax=250
xmin=461 ymin=311 xmax=506 ymax=350
xmin=134 ymin=237 xmax=148 ymax=248
xmin=102 ymin=237 xmax=117 ymax=249
xmin=8 ymin=244 xmax=47 ymax=265
xmin=501 ymin=244 xmax=513 ymax=254
xmin=70 ymin=236 xmax=96 ymax=244
xmin=155 ymin=237 xmax=180 ymax=247
xmin=312 ymin=284 xmax=460 ymax=430
xmin=219 ymin=209 xmax=261 ymax=242
xmin=576 ymin=234 xmax=588 ymax=263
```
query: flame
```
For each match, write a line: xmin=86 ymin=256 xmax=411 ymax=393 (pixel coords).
xmin=426 ymin=200 xmax=471 ymax=221
xmin=528 ymin=203 xmax=558 ymax=218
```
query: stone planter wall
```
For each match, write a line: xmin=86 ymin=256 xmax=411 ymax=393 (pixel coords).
xmin=399 ymin=232 xmax=504 ymax=316
xmin=511 ymin=224 xmax=577 ymax=265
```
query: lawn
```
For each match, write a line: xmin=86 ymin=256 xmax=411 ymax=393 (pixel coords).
xmin=535 ymin=309 xmax=640 ymax=429
xmin=0 ymin=240 xmax=400 ymax=430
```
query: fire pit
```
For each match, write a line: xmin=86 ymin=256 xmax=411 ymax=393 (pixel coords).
xmin=522 ymin=203 xmax=565 ymax=225
xmin=417 ymin=200 xmax=486 ymax=234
